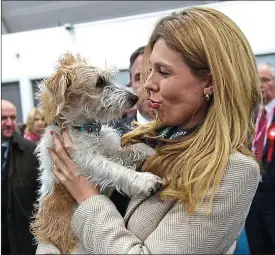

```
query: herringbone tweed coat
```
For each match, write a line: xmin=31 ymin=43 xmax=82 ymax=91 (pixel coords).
xmin=36 ymin=152 xmax=260 ymax=254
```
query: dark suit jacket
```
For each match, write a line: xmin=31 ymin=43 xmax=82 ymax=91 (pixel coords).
xmin=1 ymin=132 xmax=39 ymax=254
xmin=110 ymin=114 xmax=137 ymax=137
xmin=258 ymin=111 xmax=275 ymax=209
xmin=108 ymin=114 xmax=137 ymax=216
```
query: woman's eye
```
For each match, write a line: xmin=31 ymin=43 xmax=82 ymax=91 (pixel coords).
xmin=148 ymin=68 xmax=169 ymax=77
xmin=159 ymin=70 xmax=169 ymax=76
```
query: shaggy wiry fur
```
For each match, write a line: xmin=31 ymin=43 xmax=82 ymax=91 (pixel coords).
xmin=31 ymin=53 xmax=162 ymax=254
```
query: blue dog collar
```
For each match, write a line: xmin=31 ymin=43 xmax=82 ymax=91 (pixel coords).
xmin=72 ymin=122 xmax=101 ymax=138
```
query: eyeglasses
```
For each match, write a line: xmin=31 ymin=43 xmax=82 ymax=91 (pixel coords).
xmin=260 ymin=77 xmax=274 ymax=84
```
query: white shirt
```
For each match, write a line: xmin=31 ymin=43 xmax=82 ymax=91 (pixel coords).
xmin=254 ymin=98 xmax=275 ymax=147
xmin=136 ymin=110 xmax=151 ymax=124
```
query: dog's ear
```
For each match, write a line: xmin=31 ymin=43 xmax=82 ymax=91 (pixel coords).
xmin=39 ymin=71 xmax=71 ymax=124
xmin=46 ymin=71 xmax=71 ymax=99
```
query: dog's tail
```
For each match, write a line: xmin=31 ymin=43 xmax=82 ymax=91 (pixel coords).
xmin=30 ymin=183 xmax=77 ymax=254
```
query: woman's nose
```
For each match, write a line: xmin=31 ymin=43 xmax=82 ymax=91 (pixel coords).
xmin=144 ymin=74 xmax=158 ymax=93
xmin=38 ymin=120 xmax=44 ymax=126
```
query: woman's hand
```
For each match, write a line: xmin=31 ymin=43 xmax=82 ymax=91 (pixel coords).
xmin=48 ymin=130 xmax=100 ymax=204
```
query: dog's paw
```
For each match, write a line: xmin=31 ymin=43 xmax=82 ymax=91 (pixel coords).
xmin=130 ymin=172 xmax=163 ymax=197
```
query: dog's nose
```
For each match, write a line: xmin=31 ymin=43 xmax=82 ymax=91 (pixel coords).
xmin=127 ymin=92 xmax=139 ymax=105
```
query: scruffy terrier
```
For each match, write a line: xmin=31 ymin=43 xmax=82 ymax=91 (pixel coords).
xmin=31 ymin=53 xmax=162 ymax=254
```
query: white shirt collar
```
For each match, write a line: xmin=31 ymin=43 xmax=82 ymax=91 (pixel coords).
xmin=1 ymin=140 xmax=10 ymax=147
xmin=264 ymin=98 xmax=275 ymax=114
xmin=136 ymin=110 xmax=151 ymax=124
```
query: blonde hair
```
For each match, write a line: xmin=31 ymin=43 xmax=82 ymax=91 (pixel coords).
xmin=25 ymin=107 xmax=45 ymax=133
xmin=122 ymin=7 xmax=262 ymax=214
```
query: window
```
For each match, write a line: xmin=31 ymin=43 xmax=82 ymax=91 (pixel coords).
xmin=116 ymin=69 xmax=130 ymax=86
xmin=1 ymin=81 xmax=23 ymax=123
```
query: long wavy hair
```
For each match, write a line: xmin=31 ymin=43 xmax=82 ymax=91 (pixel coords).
xmin=25 ymin=107 xmax=45 ymax=134
xmin=122 ymin=7 xmax=262 ymax=214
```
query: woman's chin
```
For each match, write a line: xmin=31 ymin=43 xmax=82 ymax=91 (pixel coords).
xmin=36 ymin=129 xmax=44 ymax=135
xmin=159 ymin=114 xmax=173 ymax=126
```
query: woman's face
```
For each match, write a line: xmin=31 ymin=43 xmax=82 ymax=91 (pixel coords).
xmin=144 ymin=39 xmax=211 ymax=129
xmin=33 ymin=114 xmax=46 ymax=133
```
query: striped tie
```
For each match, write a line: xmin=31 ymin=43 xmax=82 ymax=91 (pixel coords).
xmin=254 ymin=109 xmax=268 ymax=160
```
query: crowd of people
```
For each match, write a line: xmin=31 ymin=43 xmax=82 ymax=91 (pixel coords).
xmin=1 ymin=6 xmax=275 ymax=255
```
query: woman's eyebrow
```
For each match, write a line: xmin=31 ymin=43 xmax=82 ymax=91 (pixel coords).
xmin=149 ymin=60 xmax=172 ymax=69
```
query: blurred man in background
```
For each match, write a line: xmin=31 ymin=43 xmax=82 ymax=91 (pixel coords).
xmin=1 ymin=99 xmax=39 ymax=254
xmin=129 ymin=46 xmax=145 ymax=97
xmin=246 ymin=63 xmax=275 ymax=254
xmin=123 ymin=46 xmax=146 ymax=119
xmin=113 ymin=45 xmax=155 ymax=136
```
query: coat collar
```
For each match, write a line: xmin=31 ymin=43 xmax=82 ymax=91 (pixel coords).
xmin=10 ymin=131 xmax=28 ymax=151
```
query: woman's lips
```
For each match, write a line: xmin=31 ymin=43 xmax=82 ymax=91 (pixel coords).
xmin=150 ymin=100 xmax=161 ymax=109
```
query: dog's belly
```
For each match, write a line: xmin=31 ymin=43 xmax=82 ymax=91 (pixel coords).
xmin=70 ymin=126 xmax=126 ymax=177
xmin=37 ymin=125 xmax=125 ymax=199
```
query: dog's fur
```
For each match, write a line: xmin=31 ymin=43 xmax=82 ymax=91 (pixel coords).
xmin=31 ymin=53 xmax=162 ymax=254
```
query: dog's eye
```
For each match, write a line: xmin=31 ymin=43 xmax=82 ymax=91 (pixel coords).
xmin=96 ymin=76 xmax=106 ymax=88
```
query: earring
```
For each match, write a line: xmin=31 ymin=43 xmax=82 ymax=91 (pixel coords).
xmin=205 ymin=94 xmax=210 ymax=101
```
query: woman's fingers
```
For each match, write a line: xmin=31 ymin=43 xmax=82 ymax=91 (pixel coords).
xmin=62 ymin=130 xmax=74 ymax=157
xmin=52 ymin=133 xmax=76 ymax=173
xmin=53 ymin=165 xmax=67 ymax=183
xmin=48 ymin=148 xmax=74 ymax=181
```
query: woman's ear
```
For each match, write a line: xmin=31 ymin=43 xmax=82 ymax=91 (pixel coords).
xmin=204 ymin=86 xmax=214 ymax=96
xmin=203 ymin=74 xmax=214 ymax=96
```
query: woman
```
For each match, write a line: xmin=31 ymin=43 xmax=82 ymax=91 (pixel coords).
xmin=38 ymin=7 xmax=261 ymax=254
xmin=24 ymin=107 xmax=46 ymax=143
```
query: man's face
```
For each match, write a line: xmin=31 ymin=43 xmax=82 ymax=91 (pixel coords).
xmin=1 ymin=104 xmax=17 ymax=140
xmin=129 ymin=53 xmax=155 ymax=120
xmin=130 ymin=54 xmax=143 ymax=96
xmin=258 ymin=65 xmax=275 ymax=105
xmin=137 ymin=87 xmax=156 ymax=120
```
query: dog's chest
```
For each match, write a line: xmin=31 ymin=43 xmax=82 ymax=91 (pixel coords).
xmin=70 ymin=126 xmax=121 ymax=156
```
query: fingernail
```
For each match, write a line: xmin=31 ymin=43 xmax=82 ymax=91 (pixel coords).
xmin=50 ymin=130 xmax=54 ymax=135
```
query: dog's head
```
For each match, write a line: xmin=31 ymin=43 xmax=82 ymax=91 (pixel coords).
xmin=37 ymin=53 xmax=138 ymax=125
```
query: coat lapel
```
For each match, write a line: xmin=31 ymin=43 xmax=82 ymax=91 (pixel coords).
xmin=8 ymin=149 xmax=15 ymax=178
xmin=8 ymin=132 xmax=28 ymax=179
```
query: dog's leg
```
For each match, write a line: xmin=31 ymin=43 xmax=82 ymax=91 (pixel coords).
xmin=76 ymin=154 xmax=162 ymax=197
xmin=116 ymin=143 xmax=156 ymax=168
xmin=31 ymin=183 xmax=77 ymax=254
